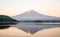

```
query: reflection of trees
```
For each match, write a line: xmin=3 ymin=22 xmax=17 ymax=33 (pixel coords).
xmin=19 ymin=20 xmax=60 ymax=22
xmin=0 ymin=26 xmax=10 ymax=29
xmin=33 ymin=20 xmax=43 ymax=22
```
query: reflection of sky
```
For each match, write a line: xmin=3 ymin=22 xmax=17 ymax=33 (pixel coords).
xmin=0 ymin=27 xmax=28 ymax=36
xmin=0 ymin=27 xmax=60 ymax=37
xmin=0 ymin=0 xmax=60 ymax=17
xmin=33 ymin=27 xmax=60 ymax=37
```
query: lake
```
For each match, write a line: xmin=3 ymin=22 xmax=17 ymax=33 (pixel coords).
xmin=0 ymin=22 xmax=60 ymax=37
xmin=14 ymin=22 xmax=60 ymax=34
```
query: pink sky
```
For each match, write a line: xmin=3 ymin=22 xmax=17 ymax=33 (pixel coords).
xmin=0 ymin=0 xmax=60 ymax=17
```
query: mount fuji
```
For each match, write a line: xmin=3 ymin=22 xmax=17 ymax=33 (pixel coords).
xmin=12 ymin=10 xmax=60 ymax=21
xmin=12 ymin=10 xmax=60 ymax=34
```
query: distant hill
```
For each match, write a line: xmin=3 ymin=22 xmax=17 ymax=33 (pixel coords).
xmin=0 ymin=15 xmax=19 ymax=29
xmin=0 ymin=15 xmax=18 ymax=22
xmin=0 ymin=15 xmax=19 ymax=25
xmin=12 ymin=10 xmax=60 ymax=22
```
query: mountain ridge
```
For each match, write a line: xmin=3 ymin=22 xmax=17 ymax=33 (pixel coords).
xmin=12 ymin=10 xmax=60 ymax=21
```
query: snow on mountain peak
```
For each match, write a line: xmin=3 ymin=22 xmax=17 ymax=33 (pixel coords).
xmin=21 ymin=10 xmax=39 ymax=14
xmin=18 ymin=10 xmax=43 ymax=17
xmin=12 ymin=10 xmax=60 ymax=21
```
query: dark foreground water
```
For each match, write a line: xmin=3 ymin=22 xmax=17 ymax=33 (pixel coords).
xmin=0 ymin=22 xmax=60 ymax=37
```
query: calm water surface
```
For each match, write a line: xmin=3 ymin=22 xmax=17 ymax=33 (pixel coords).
xmin=15 ymin=22 xmax=60 ymax=32
xmin=0 ymin=22 xmax=60 ymax=37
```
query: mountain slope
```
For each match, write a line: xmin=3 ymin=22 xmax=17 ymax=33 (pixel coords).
xmin=12 ymin=10 xmax=60 ymax=21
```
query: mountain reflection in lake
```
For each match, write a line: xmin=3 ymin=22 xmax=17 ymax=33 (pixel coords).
xmin=14 ymin=22 xmax=60 ymax=34
xmin=0 ymin=22 xmax=60 ymax=37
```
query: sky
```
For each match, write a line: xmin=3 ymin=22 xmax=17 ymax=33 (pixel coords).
xmin=0 ymin=0 xmax=60 ymax=17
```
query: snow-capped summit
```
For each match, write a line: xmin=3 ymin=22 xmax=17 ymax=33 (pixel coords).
xmin=17 ymin=10 xmax=43 ymax=17
xmin=12 ymin=10 xmax=60 ymax=21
